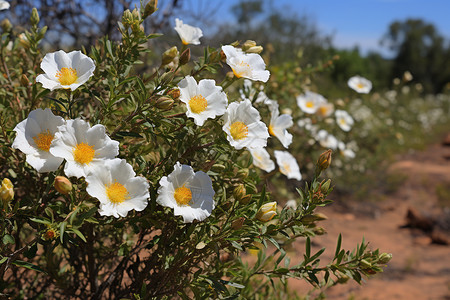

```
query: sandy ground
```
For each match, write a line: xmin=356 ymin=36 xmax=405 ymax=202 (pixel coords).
xmin=287 ymin=142 xmax=450 ymax=299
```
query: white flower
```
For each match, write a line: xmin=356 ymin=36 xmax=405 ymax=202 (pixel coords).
xmin=0 ymin=0 xmax=10 ymax=10
xmin=268 ymin=102 xmax=293 ymax=148
xmin=338 ymin=142 xmax=356 ymax=159
xmin=348 ymin=76 xmax=372 ymax=94
xmin=12 ymin=108 xmax=65 ymax=172
xmin=86 ymin=159 xmax=149 ymax=218
xmin=178 ymin=76 xmax=228 ymax=126
xmin=36 ymin=50 xmax=95 ymax=91
xmin=222 ymin=99 xmax=269 ymax=150
xmin=249 ymin=148 xmax=275 ymax=172
xmin=49 ymin=118 xmax=119 ymax=178
xmin=335 ymin=110 xmax=354 ymax=132
xmin=274 ymin=150 xmax=302 ymax=181
xmin=316 ymin=102 xmax=334 ymax=118
xmin=174 ymin=18 xmax=203 ymax=45
xmin=285 ymin=199 xmax=297 ymax=209
xmin=157 ymin=162 xmax=215 ymax=223
xmin=316 ymin=130 xmax=339 ymax=150
xmin=296 ymin=91 xmax=327 ymax=114
xmin=222 ymin=45 xmax=270 ymax=82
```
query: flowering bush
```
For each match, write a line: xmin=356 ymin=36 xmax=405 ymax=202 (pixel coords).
xmin=0 ymin=5 xmax=397 ymax=299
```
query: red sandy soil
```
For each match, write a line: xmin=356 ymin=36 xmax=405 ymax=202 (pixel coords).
xmin=287 ymin=142 xmax=450 ymax=299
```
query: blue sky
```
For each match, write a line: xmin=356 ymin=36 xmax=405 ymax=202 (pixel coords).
xmin=177 ymin=0 xmax=450 ymax=57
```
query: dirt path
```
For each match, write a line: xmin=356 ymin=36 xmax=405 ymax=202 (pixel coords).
xmin=289 ymin=141 xmax=450 ymax=299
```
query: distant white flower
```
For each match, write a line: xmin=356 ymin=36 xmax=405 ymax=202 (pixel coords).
xmin=296 ymin=91 xmax=327 ymax=114
xmin=174 ymin=18 xmax=203 ymax=45
xmin=222 ymin=99 xmax=269 ymax=150
xmin=268 ymin=102 xmax=293 ymax=148
xmin=316 ymin=130 xmax=339 ymax=150
xmin=338 ymin=142 xmax=356 ymax=159
xmin=316 ymin=101 xmax=334 ymax=118
xmin=348 ymin=76 xmax=372 ymax=94
xmin=157 ymin=162 xmax=215 ymax=223
xmin=249 ymin=148 xmax=275 ymax=172
xmin=86 ymin=159 xmax=149 ymax=218
xmin=178 ymin=76 xmax=228 ymax=126
xmin=36 ymin=50 xmax=95 ymax=91
xmin=50 ymin=119 xmax=119 ymax=178
xmin=222 ymin=45 xmax=270 ymax=82
xmin=285 ymin=199 xmax=297 ymax=209
xmin=274 ymin=150 xmax=301 ymax=181
xmin=12 ymin=108 xmax=65 ymax=172
xmin=0 ymin=0 xmax=10 ymax=10
xmin=335 ymin=110 xmax=354 ymax=132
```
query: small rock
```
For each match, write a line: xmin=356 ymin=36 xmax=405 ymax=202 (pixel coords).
xmin=442 ymin=133 xmax=450 ymax=146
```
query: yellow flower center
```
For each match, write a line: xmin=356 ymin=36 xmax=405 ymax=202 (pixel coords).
xmin=73 ymin=143 xmax=95 ymax=165
xmin=305 ymin=101 xmax=314 ymax=108
xmin=174 ymin=185 xmax=192 ymax=206
xmin=232 ymin=61 xmax=251 ymax=78
xmin=268 ymin=124 xmax=275 ymax=136
xmin=33 ymin=130 xmax=54 ymax=152
xmin=356 ymin=83 xmax=364 ymax=89
xmin=318 ymin=106 xmax=327 ymax=116
xmin=230 ymin=121 xmax=249 ymax=140
xmin=283 ymin=163 xmax=291 ymax=173
xmin=339 ymin=118 xmax=346 ymax=126
xmin=189 ymin=95 xmax=208 ymax=114
xmin=56 ymin=67 xmax=78 ymax=86
xmin=106 ymin=181 xmax=129 ymax=204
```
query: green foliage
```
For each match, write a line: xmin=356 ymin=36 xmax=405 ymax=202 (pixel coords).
xmin=0 ymin=5 xmax=401 ymax=299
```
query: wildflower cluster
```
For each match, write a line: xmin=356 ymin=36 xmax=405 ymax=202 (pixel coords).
xmin=0 ymin=5 xmax=397 ymax=299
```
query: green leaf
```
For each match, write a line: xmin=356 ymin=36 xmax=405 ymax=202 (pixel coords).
xmin=60 ymin=221 xmax=67 ymax=243
xmin=230 ymin=241 xmax=243 ymax=251
xmin=70 ymin=228 xmax=87 ymax=243
xmin=12 ymin=260 xmax=46 ymax=273
xmin=0 ymin=257 xmax=7 ymax=264
xmin=29 ymin=218 xmax=52 ymax=225
xmin=2 ymin=234 xmax=15 ymax=245
xmin=335 ymin=233 xmax=342 ymax=258
xmin=305 ymin=237 xmax=311 ymax=259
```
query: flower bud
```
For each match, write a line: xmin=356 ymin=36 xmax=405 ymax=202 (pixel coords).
xmin=143 ymin=0 xmax=158 ymax=19
xmin=242 ymin=40 xmax=257 ymax=50
xmin=0 ymin=178 xmax=14 ymax=204
xmin=122 ymin=9 xmax=133 ymax=27
xmin=359 ymin=259 xmax=372 ymax=269
xmin=18 ymin=33 xmax=30 ymax=49
xmin=31 ymin=8 xmax=40 ymax=25
xmin=231 ymin=217 xmax=245 ymax=230
xmin=220 ymin=50 xmax=227 ymax=61
xmin=165 ymin=88 xmax=180 ymax=100
xmin=317 ymin=149 xmax=332 ymax=171
xmin=131 ymin=8 xmax=140 ymax=21
xmin=256 ymin=202 xmax=277 ymax=222
xmin=245 ymin=46 xmax=263 ymax=54
xmin=54 ymin=176 xmax=72 ymax=195
xmin=378 ymin=253 xmax=392 ymax=264
xmin=320 ymin=179 xmax=331 ymax=193
xmin=179 ymin=48 xmax=190 ymax=65
xmin=236 ymin=168 xmax=249 ymax=180
xmin=161 ymin=46 xmax=178 ymax=66
xmin=155 ymin=96 xmax=174 ymax=110
xmin=233 ymin=184 xmax=246 ymax=201
xmin=1 ymin=19 xmax=12 ymax=33
xmin=42 ymin=228 xmax=57 ymax=241
xmin=20 ymin=74 xmax=30 ymax=86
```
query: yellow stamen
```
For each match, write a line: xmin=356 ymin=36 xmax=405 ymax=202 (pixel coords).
xmin=232 ymin=61 xmax=251 ymax=78
xmin=189 ymin=95 xmax=208 ymax=114
xmin=73 ymin=143 xmax=95 ymax=165
xmin=230 ymin=121 xmax=249 ymax=140
xmin=283 ymin=163 xmax=291 ymax=173
xmin=56 ymin=67 xmax=78 ymax=86
xmin=174 ymin=185 xmax=192 ymax=206
xmin=318 ymin=106 xmax=327 ymax=117
xmin=33 ymin=130 xmax=54 ymax=152
xmin=339 ymin=119 xmax=346 ymax=126
xmin=181 ymin=39 xmax=188 ymax=45
xmin=305 ymin=101 xmax=314 ymax=108
xmin=268 ymin=124 xmax=275 ymax=136
xmin=357 ymin=83 xmax=364 ymax=89
xmin=106 ymin=181 xmax=129 ymax=204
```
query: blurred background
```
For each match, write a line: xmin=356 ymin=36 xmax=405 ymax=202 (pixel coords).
xmin=2 ymin=0 xmax=450 ymax=298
